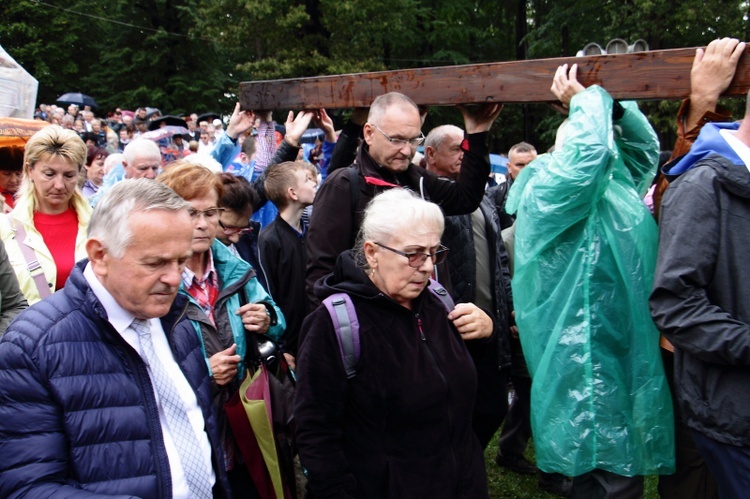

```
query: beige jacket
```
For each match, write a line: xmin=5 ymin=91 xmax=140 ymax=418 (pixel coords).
xmin=0 ymin=193 xmax=91 ymax=304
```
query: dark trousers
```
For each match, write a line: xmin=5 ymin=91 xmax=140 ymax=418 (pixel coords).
xmin=227 ymin=464 xmax=261 ymax=499
xmin=658 ymin=349 xmax=718 ymax=499
xmin=471 ymin=367 xmax=508 ymax=449
xmin=498 ymin=373 xmax=532 ymax=458
xmin=692 ymin=430 xmax=750 ymax=499
xmin=571 ymin=469 xmax=643 ymax=499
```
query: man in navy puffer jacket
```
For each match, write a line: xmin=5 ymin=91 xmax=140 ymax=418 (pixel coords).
xmin=0 ymin=179 xmax=231 ymax=498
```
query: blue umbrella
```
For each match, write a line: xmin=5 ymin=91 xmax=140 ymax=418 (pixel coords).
xmin=300 ymin=128 xmax=324 ymax=144
xmin=56 ymin=92 xmax=99 ymax=108
xmin=490 ymin=154 xmax=508 ymax=174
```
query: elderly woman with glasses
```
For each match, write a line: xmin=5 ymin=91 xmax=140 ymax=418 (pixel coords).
xmin=295 ymin=188 xmax=493 ymax=499
xmin=157 ymin=162 xmax=285 ymax=495
xmin=0 ymin=125 xmax=92 ymax=304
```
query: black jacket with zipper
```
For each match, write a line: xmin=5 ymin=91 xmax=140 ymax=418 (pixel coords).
xmin=295 ymin=250 xmax=488 ymax=499
xmin=305 ymin=133 xmax=491 ymax=307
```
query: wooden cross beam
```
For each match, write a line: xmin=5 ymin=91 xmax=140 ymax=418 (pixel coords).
xmin=239 ymin=47 xmax=750 ymax=110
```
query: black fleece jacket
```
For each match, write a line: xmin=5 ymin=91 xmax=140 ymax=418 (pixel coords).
xmin=295 ymin=251 xmax=489 ymax=499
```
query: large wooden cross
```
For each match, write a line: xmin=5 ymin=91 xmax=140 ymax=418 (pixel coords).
xmin=239 ymin=47 xmax=750 ymax=110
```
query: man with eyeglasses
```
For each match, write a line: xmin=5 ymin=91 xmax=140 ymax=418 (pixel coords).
xmin=306 ymin=92 xmax=502 ymax=305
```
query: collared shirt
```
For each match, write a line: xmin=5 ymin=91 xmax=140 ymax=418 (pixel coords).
xmin=254 ymin=120 xmax=276 ymax=174
xmin=83 ymin=263 xmax=215 ymax=498
xmin=182 ymin=249 xmax=220 ymax=326
xmin=719 ymin=128 xmax=750 ymax=171
xmin=81 ymin=179 xmax=100 ymax=199
xmin=226 ymin=243 xmax=241 ymax=259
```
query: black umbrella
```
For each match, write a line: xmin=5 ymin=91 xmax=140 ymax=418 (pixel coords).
xmin=197 ymin=112 xmax=221 ymax=123
xmin=145 ymin=107 xmax=162 ymax=119
xmin=148 ymin=115 xmax=188 ymax=131
xmin=56 ymin=92 xmax=99 ymax=108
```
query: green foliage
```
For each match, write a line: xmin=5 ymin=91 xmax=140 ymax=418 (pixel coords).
xmin=0 ymin=0 xmax=746 ymax=148
xmin=1 ymin=0 xmax=232 ymax=114
xmin=1 ymin=0 xmax=93 ymax=104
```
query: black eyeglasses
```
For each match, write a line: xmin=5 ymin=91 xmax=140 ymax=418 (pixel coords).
xmin=218 ymin=220 xmax=253 ymax=235
xmin=369 ymin=123 xmax=425 ymax=148
xmin=375 ymin=242 xmax=449 ymax=268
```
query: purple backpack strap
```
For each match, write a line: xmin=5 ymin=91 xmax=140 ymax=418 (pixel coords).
xmin=323 ymin=293 xmax=360 ymax=379
xmin=12 ymin=216 xmax=51 ymax=299
xmin=427 ymin=278 xmax=454 ymax=313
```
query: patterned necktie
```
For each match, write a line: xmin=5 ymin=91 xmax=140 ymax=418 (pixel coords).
xmin=132 ymin=318 xmax=213 ymax=498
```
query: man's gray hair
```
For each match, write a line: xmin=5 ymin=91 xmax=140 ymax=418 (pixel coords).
xmin=88 ymin=179 xmax=189 ymax=258
xmin=123 ymin=138 xmax=160 ymax=165
xmin=424 ymin=124 xmax=463 ymax=151
xmin=508 ymin=141 xmax=537 ymax=157
xmin=367 ymin=92 xmax=419 ymax=126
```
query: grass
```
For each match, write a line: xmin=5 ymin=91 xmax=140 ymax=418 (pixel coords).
xmin=483 ymin=429 xmax=660 ymax=498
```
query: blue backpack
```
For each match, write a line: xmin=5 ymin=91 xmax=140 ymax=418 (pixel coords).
xmin=322 ymin=279 xmax=455 ymax=378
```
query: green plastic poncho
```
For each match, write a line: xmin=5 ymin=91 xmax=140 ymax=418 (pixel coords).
xmin=505 ymin=86 xmax=674 ymax=477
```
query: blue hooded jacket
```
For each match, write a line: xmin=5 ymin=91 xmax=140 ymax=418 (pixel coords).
xmin=0 ymin=260 xmax=231 ymax=498
xmin=665 ymin=121 xmax=743 ymax=179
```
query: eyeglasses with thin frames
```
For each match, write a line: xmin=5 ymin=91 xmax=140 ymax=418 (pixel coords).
xmin=218 ymin=220 xmax=253 ymax=235
xmin=369 ymin=123 xmax=425 ymax=149
xmin=188 ymin=207 xmax=224 ymax=220
xmin=375 ymin=242 xmax=449 ymax=268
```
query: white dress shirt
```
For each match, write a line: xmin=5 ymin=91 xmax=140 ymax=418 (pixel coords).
xmin=84 ymin=263 xmax=215 ymax=498
xmin=719 ymin=128 xmax=750 ymax=171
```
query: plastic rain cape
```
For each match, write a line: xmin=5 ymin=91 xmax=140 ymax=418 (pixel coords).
xmin=505 ymin=86 xmax=674 ymax=477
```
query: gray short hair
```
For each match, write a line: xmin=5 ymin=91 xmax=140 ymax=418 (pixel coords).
xmin=88 ymin=179 xmax=189 ymax=258
xmin=424 ymin=124 xmax=463 ymax=151
xmin=367 ymin=92 xmax=419 ymax=126
xmin=123 ymin=138 xmax=160 ymax=166
xmin=354 ymin=189 xmax=444 ymax=268
xmin=508 ymin=141 xmax=537 ymax=156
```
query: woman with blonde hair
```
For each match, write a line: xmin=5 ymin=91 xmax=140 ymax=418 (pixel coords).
xmin=0 ymin=125 xmax=91 ymax=304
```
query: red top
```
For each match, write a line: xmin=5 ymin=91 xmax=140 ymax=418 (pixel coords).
xmin=34 ymin=207 xmax=79 ymax=290
xmin=3 ymin=192 xmax=14 ymax=209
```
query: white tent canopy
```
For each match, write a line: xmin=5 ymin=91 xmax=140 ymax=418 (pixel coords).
xmin=0 ymin=45 xmax=38 ymax=119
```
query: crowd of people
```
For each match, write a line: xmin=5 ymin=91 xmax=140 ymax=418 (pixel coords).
xmin=0 ymin=36 xmax=748 ymax=499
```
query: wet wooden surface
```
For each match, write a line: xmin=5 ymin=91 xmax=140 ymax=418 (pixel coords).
xmin=239 ymin=47 xmax=750 ymax=110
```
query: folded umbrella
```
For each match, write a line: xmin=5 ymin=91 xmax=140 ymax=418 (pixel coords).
xmin=226 ymin=364 xmax=289 ymax=499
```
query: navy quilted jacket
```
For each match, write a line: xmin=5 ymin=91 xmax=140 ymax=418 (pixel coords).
xmin=0 ymin=260 xmax=231 ymax=498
